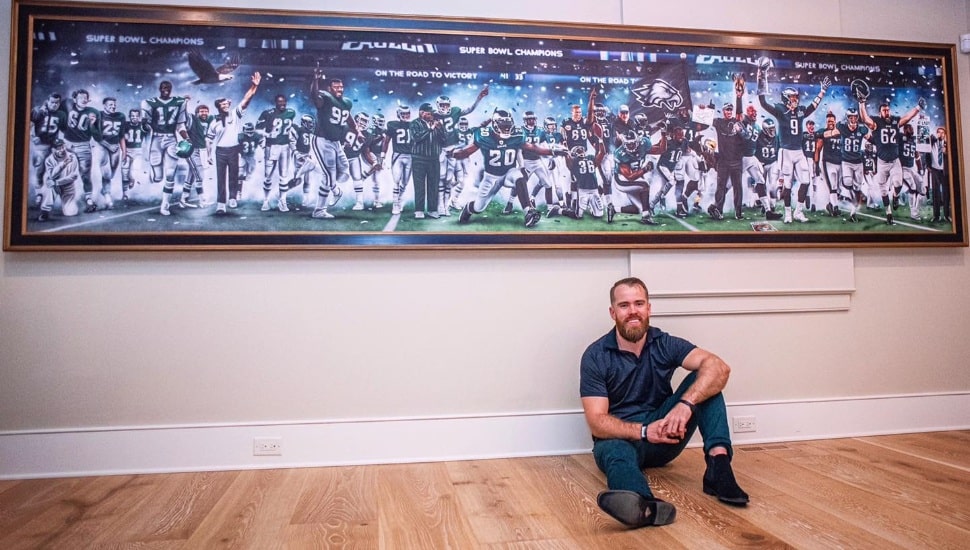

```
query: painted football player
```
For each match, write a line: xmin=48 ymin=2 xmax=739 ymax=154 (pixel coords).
xmin=142 ymin=80 xmax=191 ymax=215
xmin=238 ymin=122 xmax=264 ymax=205
xmin=382 ymin=105 xmax=414 ymax=216
xmin=37 ymin=139 xmax=81 ymax=221
xmin=178 ymin=104 xmax=211 ymax=209
xmin=63 ymin=89 xmax=100 ymax=212
xmin=29 ymin=93 xmax=68 ymax=206
xmin=308 ymin=71 xmax=357 ymax=219
xmin=256 ymin=94 xmax=297 ymax=212
xmin=435 ymin=86 xmax=489 ymax=216
xmin=823 ymin=108 xmax=871 ymax=222
xmin=612 ymin=129 xmax=664 ymax=225
xmin=449 ymin=109 xmax=567 ymax=228
xmin=858 ymin=95 xmax=924 ymax=225
xmin=120 ymin=108 xmax=149 ymax=201
xmin=757 ymin=57 xmax=830 ymax=223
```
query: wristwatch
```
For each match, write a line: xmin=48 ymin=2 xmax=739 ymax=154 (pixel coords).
xmin=640 ymin=423 xmax=648 ymax=440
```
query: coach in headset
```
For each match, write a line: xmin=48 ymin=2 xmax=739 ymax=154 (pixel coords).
xmin=580 ymin=277 xmax=748 ymax=528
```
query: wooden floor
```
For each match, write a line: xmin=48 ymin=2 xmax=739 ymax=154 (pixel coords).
xmin=1 ymin=431 xmax=967 ymax=549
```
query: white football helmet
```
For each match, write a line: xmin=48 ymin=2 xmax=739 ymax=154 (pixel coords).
xmin=435 ymin=95 xmax=451 ymax=115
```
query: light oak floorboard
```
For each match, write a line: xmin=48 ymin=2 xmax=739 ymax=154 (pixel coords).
xmin=0 ymin=431 xmax=967 ymax=548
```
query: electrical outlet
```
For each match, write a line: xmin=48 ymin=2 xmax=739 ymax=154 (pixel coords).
xmin=253 ymin=437 xmax=282 ymax=456
xmin=733 ymin=416 xmax=757 ymax=433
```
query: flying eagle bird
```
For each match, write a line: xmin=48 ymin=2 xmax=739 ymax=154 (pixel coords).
xmin=187 ymin=49 xmax=240 ymax=85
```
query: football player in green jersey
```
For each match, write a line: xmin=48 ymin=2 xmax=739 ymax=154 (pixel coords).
xmin=383 ymin=105 xmax=414 ymax=216
xmin=121 ymin=108 xmax=150 ymax=201
xmin=178 ymin=104 xmax=211 ymax=209
xmin=30 ymin=93 xmax=68 ymax=207
xmin=859 ymin=96 xmax=924 ymax=225
xmin=256 ymin=95 xmax=297 ymax=211
xmin=449 ymin=109 xmax=567 ymax=228
xmin=63 ymin=89 xmax=100 ymax=212
xmin=238 ymin=122 xmax=264 ymax=205
xmin=142 ymin=80 xmax=191 ymax=215
xmin=308 ymin=70 xmax=358 ymax=219
xmin=434 ymin=86 xmax=489 ymax=216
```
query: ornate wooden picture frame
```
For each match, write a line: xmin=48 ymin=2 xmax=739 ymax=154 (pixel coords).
xmin=4 ymin=0 xmax=965 ymax=250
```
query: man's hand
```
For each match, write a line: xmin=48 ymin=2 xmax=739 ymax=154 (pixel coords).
xmin=644 ymin=418 xmax=682 ymax=445
xmin=734 ymin=73 xmax=745 ymax=97
xmin=820 ymin=76 xmax=831 ymax=94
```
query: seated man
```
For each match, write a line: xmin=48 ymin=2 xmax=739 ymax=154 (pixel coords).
xmin=580 ymin=276 xmax=748 ymax=528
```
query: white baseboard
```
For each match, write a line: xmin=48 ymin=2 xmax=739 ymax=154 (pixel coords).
xmin=1 ymin=392 xmax=967 ymax=479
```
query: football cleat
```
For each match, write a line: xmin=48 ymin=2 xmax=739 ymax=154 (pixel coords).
xmin=503 ymin=200 xmax=514 ymax=215
xmin=639 ymin=213 xmax=658 ymax=225
xmin=104 ymin=195 xmax=114 ymax=209
xmin=675 ymin=204 xmax=689 ymax=219
xmin=352 ymin=200 xmax=365 ymax=211
xmin=793 ymin=209 xmax=809 ymax=223
xmin=278 ymin=198 xmax=289 ymax=212
xmin=427 ymin=211 xmax=440 ymax=219
xmin=84 ymin=200 xmax=97 ymax=213
xmin=37 ymin=211 xmax=50 ymax=222
xmin=392 ymin=201 xmax=401 ymax=215
xmin=847 ymin=212 xmax=858 ymax=223
xmin=886 ymin=212 xmax=895 ymax=225
xmin=765 ymin=210 xmax=783 ymax=221
xmin=707 ymin=205 xmax=723 ymax=220
xmin=228 ymin=198 xmax=238 ymax=208
xmin=159 ymin=202 xmax=171 ymax=216
xmin=524 ymin=208 xmax=541 ymax=227
xmin=311 ymin=208 xmax=334 ymax=219
xmin=327 ymin=186 xmax=343 ymax=207
xmin=607 ymin=203 xmax=616 ymax=224
xmin=547 ymin=204 xmax=562 ymax=218
xmin=180 ymin=198 xmax=198 ymax=209
xmin=784 ymin=210 xmax=792 ymax=224
xmin=735 ymin=213 xmax=746 ymax=221
xmin=458 ymin=203 xmax=473 ymax=224
xmin=414 ymin=211 xmax=425 ymax=219
xmin=261 ymin=200 xmax=271 ymax=211
xmin=825 ymin=203 xmax=835 ymax=216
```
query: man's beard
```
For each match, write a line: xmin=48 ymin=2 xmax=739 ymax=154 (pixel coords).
xmin=616 ymin=315 xmax=648 ymax=343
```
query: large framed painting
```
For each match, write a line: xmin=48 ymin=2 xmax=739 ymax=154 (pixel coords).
xmin=4 ymin=0 xmax=966 ymax=250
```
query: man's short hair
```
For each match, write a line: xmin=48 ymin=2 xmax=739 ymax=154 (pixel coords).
xmin=610 ymin=277 xmax=649 ymax=304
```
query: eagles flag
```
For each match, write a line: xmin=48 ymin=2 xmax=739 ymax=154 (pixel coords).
xmin=629 ymin=62 xmax=692 ymax=129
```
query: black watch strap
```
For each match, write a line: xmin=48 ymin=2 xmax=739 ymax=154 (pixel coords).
xmin=678 ymin=399 xmax=697 ymax=415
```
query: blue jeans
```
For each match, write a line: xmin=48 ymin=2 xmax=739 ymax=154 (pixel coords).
xmin=592 ymin=372 xmax=733 ymax=498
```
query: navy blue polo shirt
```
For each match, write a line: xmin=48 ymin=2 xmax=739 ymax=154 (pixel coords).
xmin=580 ymin=326 xmax=696 ymax=421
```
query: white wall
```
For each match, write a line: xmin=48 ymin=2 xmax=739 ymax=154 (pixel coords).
xmin=1 ymin=0 xmax=969 ymax=478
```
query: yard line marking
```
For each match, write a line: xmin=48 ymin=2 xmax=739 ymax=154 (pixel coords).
xmin=36 ymin=206 xmax=161 ymax=232
xmin=854 ymin=211 xmax=943 ymax=232
xmin=382 ymin=212 xmax=400 ymax=232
